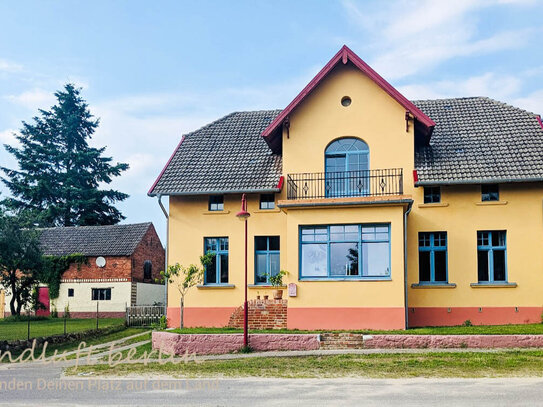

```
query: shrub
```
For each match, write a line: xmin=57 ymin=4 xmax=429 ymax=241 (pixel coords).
xmin=463 ymin=320 xmax=473 ymax=327
xmin=151 ymin=315 xmax=168 ymax=331
xmin=64 ymin=303 xmax=71 ymax=319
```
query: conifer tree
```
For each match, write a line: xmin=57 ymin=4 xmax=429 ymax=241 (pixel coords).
xmin=1 ymin=84 xmax=129 ymax=226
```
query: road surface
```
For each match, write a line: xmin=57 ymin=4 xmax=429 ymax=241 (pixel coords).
xmin=1 ymin=364 xmax=543 ymax=406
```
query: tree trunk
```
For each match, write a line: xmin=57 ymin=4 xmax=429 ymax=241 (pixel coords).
xmin=9 ymin=278 xmax=18 ymax=316
xmin=9 ymin=293 xmax=17 ymax=316
xmin=180 ymin=297 xmax=184 ymax=330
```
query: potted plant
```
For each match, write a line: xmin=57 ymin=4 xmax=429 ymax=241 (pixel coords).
xmin=268 ymin=270 xmax=288 ymax=299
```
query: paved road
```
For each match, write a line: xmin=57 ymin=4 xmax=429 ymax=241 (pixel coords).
xmin=2 ymin=365 xmax=543 ymax=406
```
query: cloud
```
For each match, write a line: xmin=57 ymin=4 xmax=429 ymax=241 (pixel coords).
xmin=398 ymin=72 xmax=523 ymax=100
xmin=342 ymin=0 xmax=539 ymax=80
xmin=0 ymin=128 xmax=18 ymax=146
xmin=0 ymin=59 xmax=23 ymax=73
xmin=511 ymin=90 xmax=543 ymax=114
xmin=5 ymin=88 xmax=56 ymax=111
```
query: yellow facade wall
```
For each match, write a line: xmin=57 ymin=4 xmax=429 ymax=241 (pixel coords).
xmin=166 ymin=59 xmax=543 ymax=328
xmin=408 ymin=183 xmax=543 ymax=307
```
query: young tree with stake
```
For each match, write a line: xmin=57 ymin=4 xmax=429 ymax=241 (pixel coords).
xmin=159 ymin=253 xmax=213 ymax=329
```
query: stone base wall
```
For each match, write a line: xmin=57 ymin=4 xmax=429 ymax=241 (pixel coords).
xmin=227 ymin=299 xmax=287 ymax=330
xmin=321 ymin=333 xmax=543 ymax=349
xmin=152 ymin=332 xmax=319 ymax=355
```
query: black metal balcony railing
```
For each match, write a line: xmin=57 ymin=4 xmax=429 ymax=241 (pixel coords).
xmin=286 ymin=168 xmax=403 ymax=200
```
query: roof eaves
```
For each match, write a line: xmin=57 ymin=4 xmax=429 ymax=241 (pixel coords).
xmin=152 ymin=187 xmax=282 ymax=197
xmin=415 ymin=178 xmax=543 ymax=186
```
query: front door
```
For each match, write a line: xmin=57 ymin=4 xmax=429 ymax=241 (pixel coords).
xmin=36 ymin=287 xmax=50 ymax=317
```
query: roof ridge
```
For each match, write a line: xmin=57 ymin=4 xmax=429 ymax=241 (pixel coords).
xmin=40 ymin=222 xmax=152 ymax=231
xmin=412 ymin=96 xmax=539 ymax=116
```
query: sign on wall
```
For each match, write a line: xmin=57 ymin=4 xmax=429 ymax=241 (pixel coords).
xmin=288 ymin=283 xmax=297 ymax=297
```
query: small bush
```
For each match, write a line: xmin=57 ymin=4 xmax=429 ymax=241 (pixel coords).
xmin=51 ymin=306 xmax=59 ymax=319
xmin=463 ymin=320 xmax=473 ymax=327
xmin=151 ymin=315 xmax=168 ymax=331
xmin=64 ymin=303 xmax=71 ymax=319
xmin=239 ymin=345 xmax=253 ymax=354
xmin=2 ymin=315 xmax=49 ymax=322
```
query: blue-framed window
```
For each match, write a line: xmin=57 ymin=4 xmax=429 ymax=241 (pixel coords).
xmin=481 ymin=184 xmax=499 ymax=201
xmin=477 ymin=231 xmax=507 ymax=282
xmin=255 ymin=236 xmax=280 ymax=284
xmin=325 ymin=138 xmax=369 ymax=197
xmin=204 ymin=237 xmax=229 ymax=284
xmin=418 ymin=232 xmax=447 ymax=283
xmin=423 ymin=186 xmax=441 ymax=203
xmin=208 ymin=195 xmax=224 ymax=211
xmin=259 ymin=194 xmax=275 ymax=210
xmin=300 ymin=224 xmax=390 ymax=279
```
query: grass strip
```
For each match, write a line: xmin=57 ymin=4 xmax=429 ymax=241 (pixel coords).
xmin=70 ymin=350 xmax=543 ymax=379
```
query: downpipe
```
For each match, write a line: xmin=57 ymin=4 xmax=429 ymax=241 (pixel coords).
xmin=157 ymin=194 xmax=169 ymax=319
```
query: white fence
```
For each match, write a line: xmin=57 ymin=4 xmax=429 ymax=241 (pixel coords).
xmin=126 ymin=305 xmax=164 ymax=327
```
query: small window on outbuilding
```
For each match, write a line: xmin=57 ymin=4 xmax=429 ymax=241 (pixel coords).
xmin=423 ymin=186 xmax=441 ymax=204
xmin=259 ymin=194 xmax=275 ymax=210
xmin=481 ymin=184 xmax=499 ymax=202
xmin=92 ymin=288 xmax=111 ymax=301
xmin=208 ymin=195 xmax=224 ymax=211
xmin=144 ymin=260 xmax=152 ymax=280
xmin=68 ymin=288 xmax=74 ymax=297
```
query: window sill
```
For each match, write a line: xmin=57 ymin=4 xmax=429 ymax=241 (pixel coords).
xmin=299 ymin=277 xmax=391 ymax=282
xmin=418 ymin=203 xmax=449 ymax=208
xmin=411 ymin=283 xmax=456 ymax=289
xmin=197 ymin=284 xmax=235 ymax=289
xmin=475 ymin=201 xmax=508 ymax=206
xmin=253 ymin=209 xmax=281 ymax=213
xmin=202 ymin=210 xmax=231 ymax=215
xmin=248 ymin=284 xmax=286 ymax=289
xmin=470 ymin=282 xmax=517 ymax=288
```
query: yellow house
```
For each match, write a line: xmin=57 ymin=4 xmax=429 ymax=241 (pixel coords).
xmin=149 ymin=46 xmax=543 ymax=330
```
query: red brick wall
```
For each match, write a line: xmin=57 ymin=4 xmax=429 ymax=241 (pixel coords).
xmin=62 ymin=256 xmax=132 ymax=280
xmin=228 ymin=299 xmax=287 ymax=330
xmin=131 ymin=224 xmax=165 ymax=283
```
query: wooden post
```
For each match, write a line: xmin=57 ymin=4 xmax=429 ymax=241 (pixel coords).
xmin=96 ymin=301 xmax=99 ymax=330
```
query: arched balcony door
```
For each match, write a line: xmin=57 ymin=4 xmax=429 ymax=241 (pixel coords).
xmin=325 ymin=138 xmax=369 ymax=197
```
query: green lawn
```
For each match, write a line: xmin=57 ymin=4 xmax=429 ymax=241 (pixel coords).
xmin=72 ymin=350 xmax=543 ymax=378
xmin=169 ymin=323 xmax=543 ymax=336
xmin=2 ymin=327 xmax=150 ymax=362
xmin=0 ymin=317 xmax=125 ymax=341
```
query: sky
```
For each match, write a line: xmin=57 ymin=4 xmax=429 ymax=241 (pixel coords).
xmin=0 ymin=0 xmax=542 ymax=243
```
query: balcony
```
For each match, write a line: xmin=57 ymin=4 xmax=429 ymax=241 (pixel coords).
xmin=286 ymin=168 xmax=404 ymax=200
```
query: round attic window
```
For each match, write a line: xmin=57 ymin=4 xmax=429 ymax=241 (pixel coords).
xmin=341 ymin=96 xmax=352 ymax=107
xmin=96 ymin=257 xmax=106 ymax=268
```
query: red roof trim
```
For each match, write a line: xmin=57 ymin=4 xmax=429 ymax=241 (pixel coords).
xmin=261 ymin=45 xmax=435 ymax=144
xmin=537 ymin=115 xmax=543 ymax=129
xmin=276 ymin=175 xmax=284 ymax=190
xmin=413 ymin=170 xmax=419 ymax=183
xmin=148 ymin=136 xmax=185 ymax=196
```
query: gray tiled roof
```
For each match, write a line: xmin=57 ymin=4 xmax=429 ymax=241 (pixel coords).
xmin=149 ymin=110 xmax=282 ymax=195
xmin=150 ymin=97 xmax=543 ymax=194
xmin=414 ymin=97 xmax=543 ymax=184
xmin=39 ymin=223 xmax=152 ymax=256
